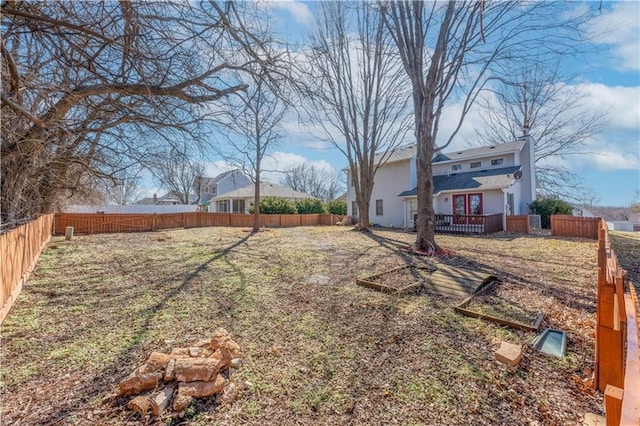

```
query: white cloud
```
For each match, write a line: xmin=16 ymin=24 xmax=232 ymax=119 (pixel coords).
xmin=587 ymin=150 xmax=639 ymax=170
xmin=575 ymin=83 xmax=640 ymax=129
xmin=587 ymin=1 xmax=640 ymax=71
xmin=262 ymin=0 xmax=312 ymax=25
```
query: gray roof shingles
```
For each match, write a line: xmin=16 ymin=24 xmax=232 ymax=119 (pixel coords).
xmin=398 ymin=166 xmax=522 ymax=197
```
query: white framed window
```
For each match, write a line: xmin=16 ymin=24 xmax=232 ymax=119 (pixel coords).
xmin=217 ymin=200 xmax=228 ymax=212
xmin=470 ymin=161 xmax=481 ymax=169
xmin=376 ymin=199 xmax=383 ymax=216
xmin=491 ymin=158 xmax=504 ymax=166
xmin=232 ymin=199 xmax=245 ymax=213
xmin=451 ymin=164 xmax=462 ymax=171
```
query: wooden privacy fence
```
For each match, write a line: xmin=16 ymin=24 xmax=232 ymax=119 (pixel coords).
xmin=0 ymin=214 xmax=54 ymax=324
xmin=506 ymin=215 xmax=532 ymax=234
xmin=594 ymin=219 xmax=640 ymax=425
xmin=551 ymin=215 xmax=600 ymax=239
xmin=54 ymin=213 xmax=348 ymax=235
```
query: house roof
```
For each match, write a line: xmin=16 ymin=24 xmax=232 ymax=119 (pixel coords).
xmin=432 ymin=140 xmax=525 ymax=163
xmin=212 ymin=182 xmax=314 ymax=200
xmin=374 ymin=144 xmax=417 ymax=164
xmin=198 ymin=169 xmax=241 ymax=187
xmin=369 ymin=139 xmax=526 ymax=168
xmin=398 ymin=166 xmax=522 ymax=197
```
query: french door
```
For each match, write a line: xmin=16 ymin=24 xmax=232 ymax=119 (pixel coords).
xmin=452 ymin=193 xmax=483 ymax=224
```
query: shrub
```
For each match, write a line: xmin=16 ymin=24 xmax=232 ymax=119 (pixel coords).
xmin=326 ymin=199 xmax=347 ymax=215
xmin=295 ymin=198 xmax=326 ymax=214
xmin=529 ymin=197 xmax=573 ymax=229
xmin=249 ymin=197 xmax=297 ymax=214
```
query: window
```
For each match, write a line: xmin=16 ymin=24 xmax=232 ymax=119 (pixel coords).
xmin=470 ymin=161 xmax=481 ymax=169
xmin=217 ymin=200 xmax=228 ymax=212
xmin=376 ymin=199 xmax=383 ymax=216
xmin=491 ymin=158 xmax=504 ymax=166
xmin=351 ymin=201 xmax=358 ymax=216
xmin=451 ymin=164 xmax=462 ymax=171
xmin=232 ymin=199 xmax=245 ymax=213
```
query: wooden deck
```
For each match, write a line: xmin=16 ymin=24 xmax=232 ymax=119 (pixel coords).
xmin=425 ymin=261 xmax=497 ymax=297
xmin=356 ymin=260 xmax=496 ymax=298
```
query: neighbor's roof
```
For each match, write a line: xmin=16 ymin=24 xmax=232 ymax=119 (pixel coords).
xmin=398 ymin=166 xmax=522 ymax=197
xmin=199 ymin=169 xmax=241 ymax=186
xmin=212 ymin=182 xmax=314 ymax=200
xmin=373 ymin=144 xmax=417 ymax=164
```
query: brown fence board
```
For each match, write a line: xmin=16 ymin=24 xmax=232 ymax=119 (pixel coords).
xmin=594 ymin=218 xmax=640 ymax=424
xmin=551 ymin=215 xmax=599 ymax=239
xmin=506 ymin=215 xmax=531 ymax=234
xmin=0 ymin=214 xmax=53 ymax=324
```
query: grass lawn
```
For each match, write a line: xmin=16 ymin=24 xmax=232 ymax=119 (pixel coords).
xmin=609 ymin=231 xmax=640 ymax=294
xmin=1 ymin=227 xmax=602 ymax=425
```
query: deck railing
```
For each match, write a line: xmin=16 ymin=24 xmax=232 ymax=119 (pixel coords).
xmin=414 ymin=213 xmax=503 ymax=235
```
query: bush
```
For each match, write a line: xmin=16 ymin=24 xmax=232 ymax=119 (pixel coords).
xmin=249 ymin=197 xmax=297 ymax=214
xmin=326 ymin=199 xmax=347 ymax=215
xmin=295 ymin=198 xmax=326 ymax=214
xmin=529 ymin=197 xmax=573 ymax=229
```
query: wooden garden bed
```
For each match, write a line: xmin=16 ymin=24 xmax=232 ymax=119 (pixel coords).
xmin=454 ymin=281 xmax=545 ymax=331
xmin=356 ymin=265 xmax=436 ymax=295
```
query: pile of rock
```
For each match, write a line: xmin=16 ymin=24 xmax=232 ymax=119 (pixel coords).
xmin=116 ymin=328 xmax=243 ymax=418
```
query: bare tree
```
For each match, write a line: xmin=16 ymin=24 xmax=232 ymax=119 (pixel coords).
xmin=216 ymin=68 xmax=288 ymax=231
xmin=152 ymin=148 xmax=205 ymax=205
xmin=281 ymin=163 xmax=343 ymax=202
xmin=100 ymin=170 xmax=146 ymax=206
xmin=301 ymin=2 xmax=412 ymax=231
xmin=476 ymin=63 xmax=606 ymax=199
xmin=1 ymin=1 xmax=272 ymax=226
xmin=382 ymin=1 xmax=593 ymax=251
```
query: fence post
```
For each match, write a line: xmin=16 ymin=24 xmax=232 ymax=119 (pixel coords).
xmin=605 ymin=385 xmax=623 ymax=426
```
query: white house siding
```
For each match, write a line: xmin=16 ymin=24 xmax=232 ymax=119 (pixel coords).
xmin=369 ymin=161 xmax=411 ymax=227
xmin=217 ymin=172 xmax=251 ymax=197
xmin=433 ymin=153 xmax=516 ymax=176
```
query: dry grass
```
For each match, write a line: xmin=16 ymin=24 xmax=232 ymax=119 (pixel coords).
xmin=0 ymin=227 xmax=602 ymax=425
xmin=609 ymin=231 xmax=640 ymax=293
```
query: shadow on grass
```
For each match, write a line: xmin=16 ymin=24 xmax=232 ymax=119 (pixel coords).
xmin=42 ymin=232 xmax=254 ymax=425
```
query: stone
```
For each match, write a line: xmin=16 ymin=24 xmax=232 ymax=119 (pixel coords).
xmin=170 ymin=347 xmax=190 ymax=356
xmin=216 ymin=382 xmax=238 ymax=407
xmin=129 ymin=363 xmax=148 ymax=377
xmin=189 ymin=347 xmax=201 ymax=357
xmin=174 ymin=358 xmax=220 ymax=382
xmin=306 ymin=275 xmax=330 ymax=285
xmin=164 ymin=359 xmax=176 ymax=382
xmin=210 ymin=328 xmax=231 ymax=350
xmin=117 ymin=373 xmax=160 ymax=397
xmin=583 ymin=412 xmax=606 ymax=425
xmin=494 ymin=341 xmax=523 ymax=367
xmin=172 ymin=394 xmax=193 ymax=412
xmin=127 ymin=395 xmax=152 ymax=416
xmin=146 ymin=352 xmax=172 ymax=372
xmin=151 ymin=387 xmax=174 ymax=417
xmin=210 ymin=348 xmax=232 ymax=370
xmin=230 ymin=358 xmax=243 ymax=369
xmin=178 ymin=375 xmax=226 ymax=398
xmin=193 ymin=338 xmax=211 ymax=347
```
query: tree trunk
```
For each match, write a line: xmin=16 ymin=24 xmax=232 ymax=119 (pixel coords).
xmin=415 ymin=96 xmax=439 ymax=253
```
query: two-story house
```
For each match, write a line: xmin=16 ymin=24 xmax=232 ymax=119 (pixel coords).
xmin=195 ymin=169 xmax=252 ymax=209
xmin=346 ymin=134 xmax=536 ymax=229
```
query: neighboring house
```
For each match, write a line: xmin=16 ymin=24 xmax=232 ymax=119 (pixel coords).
xmin=210 ymin=182 xmax=314 ymax=213
xmin=194 ymin=170 xmax=252 ymax=204
xmin=136 ymin=191 xmax=195 ymax=205
xmin=346 ymin=134 xmax=536 ymax=228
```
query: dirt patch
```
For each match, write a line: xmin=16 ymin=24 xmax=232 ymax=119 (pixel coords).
xmin=1 ymin=227 xmax=602 ymax=425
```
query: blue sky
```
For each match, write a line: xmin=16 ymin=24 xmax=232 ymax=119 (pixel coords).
xmin=196 ymin=1 xmax=639 ymax=207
